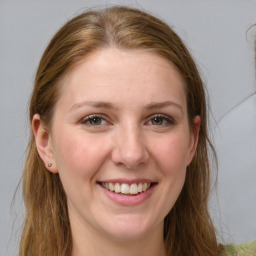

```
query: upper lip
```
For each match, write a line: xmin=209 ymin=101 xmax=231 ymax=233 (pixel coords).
xmin=97 ymin=179 xmax=157 ymax=185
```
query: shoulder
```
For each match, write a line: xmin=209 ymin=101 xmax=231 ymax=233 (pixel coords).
xmin=222 ymin=240 xmax=256 ymax=256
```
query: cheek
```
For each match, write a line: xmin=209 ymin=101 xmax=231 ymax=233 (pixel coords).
xmin=52 ymin=129 xmax=110 ymax=180
xmin=147 ymin=133 xmax=189 ymax=218
xmin=150 ymin=131 xmax=191 ymax=174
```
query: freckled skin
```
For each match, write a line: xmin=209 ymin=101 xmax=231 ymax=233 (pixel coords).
xmin=36 ymin=48 xmax=200 ymax=255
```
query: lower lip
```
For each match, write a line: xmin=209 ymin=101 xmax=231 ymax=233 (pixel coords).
xmin=99 ymin=184 xmax=156 ymax=206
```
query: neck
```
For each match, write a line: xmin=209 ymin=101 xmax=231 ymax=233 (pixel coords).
xmin=71 ymin=219 xmax=166 ymax=256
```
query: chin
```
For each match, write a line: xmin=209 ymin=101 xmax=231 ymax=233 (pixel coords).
xmin=100 ymin=214 xmax=159 ymax=242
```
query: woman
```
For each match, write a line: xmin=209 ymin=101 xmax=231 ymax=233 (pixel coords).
xmin=19 ymin=6 xmax=255 ymax=256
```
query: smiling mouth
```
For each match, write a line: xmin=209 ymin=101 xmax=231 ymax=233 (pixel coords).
xmin=100 ymin=182 xmax=154 ymax=195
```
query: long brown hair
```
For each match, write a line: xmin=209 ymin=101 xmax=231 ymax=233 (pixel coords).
xmin=20 ymin=6 xmax=221 ymax=256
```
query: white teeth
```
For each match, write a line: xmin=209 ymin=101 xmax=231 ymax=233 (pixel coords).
xmin=114 ymin=183 xmax=120 ymax=193
xmin=101 ymin=182 xmax=152 ymax=195
xmin=142 ymin=183 xmax=148 ymax=192
xmin=109 ymin=183 xmax=114 ymax=191
xmin=130 ymin=183 xmax=138 ymax=194
xmin=138 ymin=183 xmax=142 ymax=192
xmin=121 ymin=184 xmax=130 ymax=194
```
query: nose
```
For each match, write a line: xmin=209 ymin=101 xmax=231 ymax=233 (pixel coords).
xmin=111 ymin=124 xmax=149 ymax=169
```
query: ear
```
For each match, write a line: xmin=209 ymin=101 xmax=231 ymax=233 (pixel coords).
xmin=32 ymin=114 xmax=58 ymax=173
xmin=186 ymin=115 xmax=200 ymax=166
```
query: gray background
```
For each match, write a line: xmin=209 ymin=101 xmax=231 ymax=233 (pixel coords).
xmin=0 ymin=0 xmax=255 ymax=255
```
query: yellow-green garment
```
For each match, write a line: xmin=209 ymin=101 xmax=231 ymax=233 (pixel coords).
xmin=223 ymin=240 xmax=256 ymax=256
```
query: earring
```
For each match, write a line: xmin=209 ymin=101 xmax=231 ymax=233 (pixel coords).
xmin=47 ymin=163 xmax=52 ymax=167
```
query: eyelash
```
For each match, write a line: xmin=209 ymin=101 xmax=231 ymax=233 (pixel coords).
xmin=146 ymin=114 xmax=175 ymax=126
xmin=80 ymin=114 xmax=175 ymax=127
xmin=80 ymin=114 xmax=108 ymax=126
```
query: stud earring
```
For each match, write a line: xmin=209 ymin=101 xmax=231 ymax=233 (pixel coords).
xmin=47 ymin=163 xmax=52 ymax=167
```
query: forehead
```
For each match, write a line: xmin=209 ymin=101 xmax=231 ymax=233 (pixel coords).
xmin=56 ymin=48 xmax=187 ymax=112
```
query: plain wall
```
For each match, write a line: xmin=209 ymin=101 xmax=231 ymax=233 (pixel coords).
xmin=0 ymin=0 xmax=255 ymax=255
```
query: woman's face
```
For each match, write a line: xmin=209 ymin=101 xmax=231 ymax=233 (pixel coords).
xmin=35 ymin=48 xmax=199 ymax=242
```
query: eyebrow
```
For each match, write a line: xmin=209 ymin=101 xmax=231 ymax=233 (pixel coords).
xmin=69 ymin=101 xmax=118 ymax=112
xmin=146 ymin=101 xmax=183 ymax=112
xmin=69 ymin=100 xmax=183 ymax=115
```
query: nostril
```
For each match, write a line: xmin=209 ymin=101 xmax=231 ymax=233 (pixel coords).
xmin=111 ymin=143 xmax=149 ymax=169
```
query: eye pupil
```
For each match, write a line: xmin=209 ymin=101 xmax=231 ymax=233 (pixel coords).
xmin=90 ymin=117 xmax=101 ymax=125
xmin=152 ymin=117 xmax=163 ymax=125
